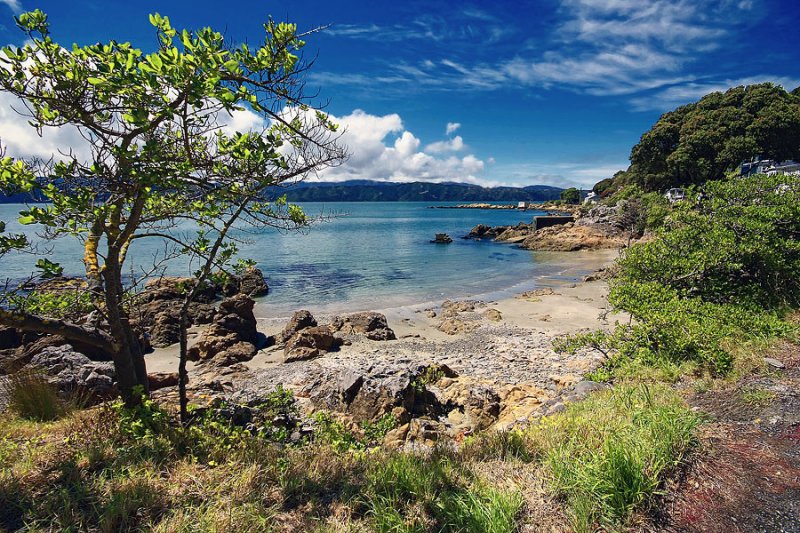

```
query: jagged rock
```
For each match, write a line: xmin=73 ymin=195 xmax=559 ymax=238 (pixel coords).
xmin=29 ymin=344 xmax=115 ymax=402
xmin=438 ymin=381 xmax=501 ymax=431
xmin=494 ymin=222 xmax=533 ymax=242
xmin=430 ymin=233 xmax=453 ymax=244
xmin=188 ymin=294 xmax=259 ymax=365
xmin=284 ymin=332 xmax=322 ymax=362
xmin=237 ymin=267 xmax=269 ymax=297
xmin=329 ymin=312 xmax=396 ymax=341
xmin=281 ymin=325 xmax=349 ymax=362
xmin=278 ymin=310 xmax=318 ymax=343
xmin=309 ymin=363 xmax=440 ymax=422
xmin=142 ymin=277 xmax=218 ymax=304
xmin=441 ymin=300 xmax=481 ymax=318
xmin=0 ymin=328 xmax=21 ymax=350
xmin=465 ymin=224 xmax=509 ymax=240
xmin=520 ymin=223 xmax=623 ymax=251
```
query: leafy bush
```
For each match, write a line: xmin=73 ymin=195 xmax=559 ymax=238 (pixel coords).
xmin=562 ymin=174 xmax=800 ymax=374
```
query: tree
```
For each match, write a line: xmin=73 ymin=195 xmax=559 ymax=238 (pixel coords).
xmin=560 ymin=187 xmax=580 ymax=204
xmin=0 ymin=10 xmax=345 ymax=404
xmin=604 ymin=83 xmax=800 ymax=193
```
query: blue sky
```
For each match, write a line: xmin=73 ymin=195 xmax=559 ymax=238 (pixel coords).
xmin=1 ymin=0 xmax=799 ymax=188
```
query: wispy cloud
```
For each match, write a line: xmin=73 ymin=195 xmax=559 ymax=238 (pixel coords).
xmin=630 ymin=75 xmax=800 ymax=111
xmin=445 ymin=122 xmax=461 ymax=135
xmin=315 ymin=0 xmax=782 ymax=109
xmin=1 ymin=0 xmax=22 ymax=13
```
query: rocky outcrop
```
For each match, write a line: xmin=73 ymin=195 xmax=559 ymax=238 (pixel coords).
xmin=465 ymin=224 xmax=509 ymax=240
xmin=29 ymin=344 xmax=116 ymax=402
xmin=188 ymin=294 xmax=260 ymax=366
xmin=329 ymin=312 xmax=396 ymax=341
xmin=284 ymin=326 xmax=340 ymax=363
xmin=494 ymin=223 xmax=533 ymax=242
xmin=134 ymin=278 xmax=218 ymax=347
xmin=519 ymin=223 xmax=624 ymax=251
xmin=223 ymin=267 xmax=269 ymax=297
xmin=430 ymin=233 xmax=453 ymax=244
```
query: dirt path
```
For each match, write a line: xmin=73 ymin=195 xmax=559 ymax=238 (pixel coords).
xmin=652 ymin=342 xmax=800 ymax=532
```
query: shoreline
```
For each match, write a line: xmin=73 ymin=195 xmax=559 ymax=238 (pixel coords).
xmin=146 ymin=247 xmax=621 ymax=421
xmin=250 ymin=248 xmax=619 ymax=322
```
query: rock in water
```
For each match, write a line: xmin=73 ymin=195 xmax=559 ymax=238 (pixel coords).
xmin=430 ymin=233 xmax=453 ymax=244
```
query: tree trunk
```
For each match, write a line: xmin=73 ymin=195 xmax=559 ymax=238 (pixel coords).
xmin=178 ymin=302 xmax=190 ymax=424
xmin=102 ymin=259 xmax=149 ymax=405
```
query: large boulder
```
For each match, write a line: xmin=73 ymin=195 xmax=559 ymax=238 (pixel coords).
xmin=236 ymin=267 xmax=270 ymax=297
xmin=278 ymin=310 xmax=318 ymax=343
xmin=329 ymin=312 xmax=396 ymax=341
xmin=283 ymin=325 xmax=340 ymax=363
xmin=188 ymin=294 xmax=260 ymax=366
xmin=29 ymin=344 xmax=115 ymax=403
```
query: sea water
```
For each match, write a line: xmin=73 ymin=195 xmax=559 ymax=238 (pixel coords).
xmin=0 ymin=202 xmax=600 ymax=318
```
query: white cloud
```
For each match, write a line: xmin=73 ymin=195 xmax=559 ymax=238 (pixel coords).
xmin=445 ymin=122 xmax=461 ymax=135
xmin=317 ymin=109 xmax=486 ymax=184
xmin=0 ymin=92 xmax=90 ymax=162
xmin=1 ymin=0 xmax=21 ymax=13
xmin=425 ymin=135 xmax=465 ymax=154
xmin=630 ymin=75 xmax=800 ymax=111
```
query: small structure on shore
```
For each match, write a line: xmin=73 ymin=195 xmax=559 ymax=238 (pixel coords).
xmin=431 ymin=233 xmax=453 ymax=244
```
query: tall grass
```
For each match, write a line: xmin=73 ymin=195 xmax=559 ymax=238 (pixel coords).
xmin=530 ymin=384 xmax=699 ymax=532
xmin=2 ymin=369 xmax=68 ymax=421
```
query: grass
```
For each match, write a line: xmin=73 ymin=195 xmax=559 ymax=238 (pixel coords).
xmin=740 ymin=387 xmax=776 ymax=407
xmin=0 ymin=398 xmax=525 ymax=532
xmin=1 ymin=369 xmax=72 ymax=421
xmin=527 ymin=384 xmax=700 ymax=532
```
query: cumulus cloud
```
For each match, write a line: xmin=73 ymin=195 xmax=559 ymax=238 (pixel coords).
xmin=425 ymin=135 xmax=465 ymax=154
xmin=319 ymin=110 xmax=485 ymax=183
xmin=445 ymin=122 xmax=461 ymax=135
xmin=0 ymin=92 xmax=90 ymax=162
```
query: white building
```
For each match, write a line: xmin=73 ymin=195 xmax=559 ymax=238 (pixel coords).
xmin=665 ymin=188 xmax=686 ymax=203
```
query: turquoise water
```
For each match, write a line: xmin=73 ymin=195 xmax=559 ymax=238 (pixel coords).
xmin=0 ymin=202 xmax=589 ymax=318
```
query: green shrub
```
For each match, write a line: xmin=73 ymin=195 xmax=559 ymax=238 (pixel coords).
xmin=562 ymin=174 xmax=800 ymax=375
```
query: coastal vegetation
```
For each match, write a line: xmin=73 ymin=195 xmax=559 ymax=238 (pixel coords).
xmin=566 ymin=173 xmax=800 ymax=379
xmin=596 ymin=82 xmax=800 ymax=194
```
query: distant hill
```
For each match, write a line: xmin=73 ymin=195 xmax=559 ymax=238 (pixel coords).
xmin=281 ymin=180 xmax=564 ymax=202
xmin=0 ymin=180 xmax=565 ymax=204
